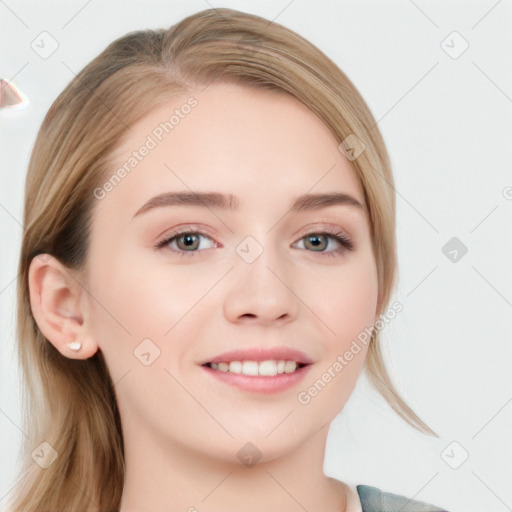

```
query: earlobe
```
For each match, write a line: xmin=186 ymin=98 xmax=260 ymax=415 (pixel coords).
xmin=28 ymin=254 xmax=98 ymax=359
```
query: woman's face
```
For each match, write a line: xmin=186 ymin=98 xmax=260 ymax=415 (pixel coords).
xmin=84 ymin=82 xmax=378 ymax=463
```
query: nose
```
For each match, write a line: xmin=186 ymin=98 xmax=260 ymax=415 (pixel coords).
xmin=223 ymin=238 xmax=300 ymax=326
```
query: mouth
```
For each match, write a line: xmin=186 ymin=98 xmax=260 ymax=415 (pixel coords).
xmin=199 ymin=347 xmax=313 ymax=394
xmin=202 ymin=360 xmax=310 ymax=376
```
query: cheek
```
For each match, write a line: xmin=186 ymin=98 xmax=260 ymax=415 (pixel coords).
xmin=306 ymin=254 xmax=379 ymax=347
xmin=294 ymin=259 xmax=377 ymax=422
xmin=85 ymin=245 xmax=218 ymax=356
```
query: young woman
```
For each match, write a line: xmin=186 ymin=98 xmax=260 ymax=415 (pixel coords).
xmin=8 ymin=7 xmax=449 ymax=512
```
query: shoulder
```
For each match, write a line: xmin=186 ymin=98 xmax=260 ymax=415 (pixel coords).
xmin=356 ymin=484 xmax=449 ymax=512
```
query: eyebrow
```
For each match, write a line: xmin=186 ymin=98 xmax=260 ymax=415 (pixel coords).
xmin=132 ymin=191 xmax=364 ymax=218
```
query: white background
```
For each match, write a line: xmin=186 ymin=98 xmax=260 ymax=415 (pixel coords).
xmin=1 ymin=1 xmax=511 ymax=511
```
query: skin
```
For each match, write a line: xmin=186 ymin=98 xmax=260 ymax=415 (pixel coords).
xmin=29 ymin=83 xmax=379 ymax=511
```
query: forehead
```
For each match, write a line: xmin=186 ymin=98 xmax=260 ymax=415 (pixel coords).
xmin=98 ymin=82 xmax=365 ymax=219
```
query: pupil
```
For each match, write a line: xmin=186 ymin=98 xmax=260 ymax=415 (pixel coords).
xmin=181 ymin=234 xmax=198 ymax=249
xmin=308 ymin=235 xmax=325 ymax=250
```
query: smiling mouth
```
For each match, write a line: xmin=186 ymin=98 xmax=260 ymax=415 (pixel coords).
xmin=202 ymin=360 xmax=309 ymax=376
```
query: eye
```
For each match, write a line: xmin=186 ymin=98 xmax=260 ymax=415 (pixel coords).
xmin=293 ymin=229 xmax=354 ymax=257
xmin=155 ymin=229 xmax=217 ymax=257
xmin=155 ymin=226 xmax=355 ymax=258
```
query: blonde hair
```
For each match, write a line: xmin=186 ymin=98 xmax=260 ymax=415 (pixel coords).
xmin=9 ymin=7 xmax=437 ymax=512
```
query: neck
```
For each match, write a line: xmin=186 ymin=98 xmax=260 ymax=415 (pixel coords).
xmin=119 ymin=422 xmax=347 ymax=512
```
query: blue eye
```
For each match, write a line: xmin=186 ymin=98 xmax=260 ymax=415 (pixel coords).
xmin=155 ymin=228 xmax=354 ymax=257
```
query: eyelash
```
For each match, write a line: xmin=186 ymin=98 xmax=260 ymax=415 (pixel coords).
xmin=155 ymin=225 xmax=354 ymax=258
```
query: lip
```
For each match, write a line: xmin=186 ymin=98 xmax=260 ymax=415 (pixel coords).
xmin=199 ymin=347 xmax=314 ymax=394
xmin=200 ymin=363 xmax=313 ymax=394
xmin=201 ymin=347 xmax=314 ymax=366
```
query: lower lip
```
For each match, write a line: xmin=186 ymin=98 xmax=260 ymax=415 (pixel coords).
xmin=200 ymin=364 xmax=312 ymax=394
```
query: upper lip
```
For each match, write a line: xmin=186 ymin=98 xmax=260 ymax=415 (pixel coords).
xmin=201 ymin=347 xmax=314 ymax=365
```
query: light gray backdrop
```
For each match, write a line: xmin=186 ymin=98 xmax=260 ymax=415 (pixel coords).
xmin=1 ymin=1 xmax=511 ymax=511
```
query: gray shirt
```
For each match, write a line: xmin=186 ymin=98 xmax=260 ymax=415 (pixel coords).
xmin=357 ymin=485 xmax=448 ymax=512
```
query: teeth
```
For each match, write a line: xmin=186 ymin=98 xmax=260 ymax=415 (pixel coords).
xmin=229 ymin=361 xmax=242 ymax=373
xmin=218 ymin=362 xmax=229 ymax=372
xmin=242 ymin=361 xmax=259 ymax=376
xmin=258 ymin=360 xmax=277 ymax=376
xmin=284 ymin=361 xmax=298 ymax=373
xmin=209 ymin=360 xmax=300 ymax=376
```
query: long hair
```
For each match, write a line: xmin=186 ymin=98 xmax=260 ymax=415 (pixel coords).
xmin=8 ymin=8 xmax=437 ymax=512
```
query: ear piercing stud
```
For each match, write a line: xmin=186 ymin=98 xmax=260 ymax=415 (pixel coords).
xmin=69 ymin=341 xmax=82 ymax=352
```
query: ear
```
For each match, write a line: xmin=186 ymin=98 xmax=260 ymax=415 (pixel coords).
xmin=28 ymin=253 xmax=98 ymax=359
